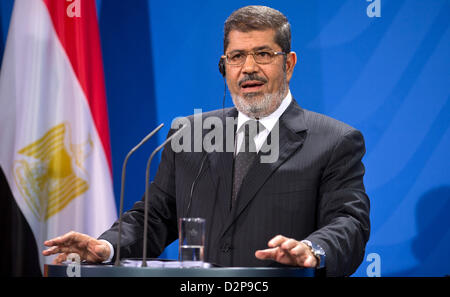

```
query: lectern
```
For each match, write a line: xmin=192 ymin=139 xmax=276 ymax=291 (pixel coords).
xmin=44 ymin=259 xmax=315 ymax=277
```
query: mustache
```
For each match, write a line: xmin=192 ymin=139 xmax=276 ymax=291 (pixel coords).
xmin=238 ymin=74 xmax=268 ymax=87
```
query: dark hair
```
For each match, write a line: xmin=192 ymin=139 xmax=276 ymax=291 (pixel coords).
xmin=223 ymin=6 xmax=291 ymax=53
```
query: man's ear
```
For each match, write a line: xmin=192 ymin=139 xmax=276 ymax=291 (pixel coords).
xmin=285 ymin=51 xmax=297 ymax=83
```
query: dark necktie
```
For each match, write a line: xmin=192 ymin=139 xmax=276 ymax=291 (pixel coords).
xmin=231 ymin=120 xmax=261 ymax=208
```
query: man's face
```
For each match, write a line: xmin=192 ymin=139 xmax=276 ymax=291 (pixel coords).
xmin=225 ymin=29 xmax=296 ymax=118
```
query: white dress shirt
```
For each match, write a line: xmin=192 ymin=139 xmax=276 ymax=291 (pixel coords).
xmin=235 ymin=90 xmax=292 ymax=155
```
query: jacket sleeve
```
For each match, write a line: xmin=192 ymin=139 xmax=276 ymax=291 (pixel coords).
xmin=98 ymin=129 xmax=179 ymax=262
xmin=305 ymin=129 xmax=370 ymax=276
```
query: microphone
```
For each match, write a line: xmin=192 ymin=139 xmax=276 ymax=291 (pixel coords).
xmin=114 ymin=123 xmax=164 ymax=266
xmin=141 ymin=124 xmax=188 ymax=267
xmin=185 ymin=153 xmax=209 ymax=218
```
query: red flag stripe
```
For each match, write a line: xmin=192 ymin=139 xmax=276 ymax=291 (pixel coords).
xmin=42 ymin=0 xmax=112 ymax=174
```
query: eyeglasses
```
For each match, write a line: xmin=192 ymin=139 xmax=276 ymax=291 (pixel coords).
xmin=222 ymin=50 xmax=286 ymax=66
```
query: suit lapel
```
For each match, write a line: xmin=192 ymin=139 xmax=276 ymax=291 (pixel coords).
xmin=219 ymin=99 xmax=308 ymax=238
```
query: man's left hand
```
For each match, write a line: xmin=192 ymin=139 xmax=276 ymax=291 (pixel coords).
xmin=255 ymin=235 xmax=317 ymax=267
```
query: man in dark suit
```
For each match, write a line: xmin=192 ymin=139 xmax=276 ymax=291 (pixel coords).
xmin=43 ymin=5 xmax=370 ymax=277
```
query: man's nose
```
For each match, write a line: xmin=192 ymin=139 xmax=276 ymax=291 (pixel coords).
xmin=241 ymin=54 xmax=260 ymax=74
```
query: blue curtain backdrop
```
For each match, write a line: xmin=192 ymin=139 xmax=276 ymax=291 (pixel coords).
xmin=1 ymin=0 xmax=449 ymax=277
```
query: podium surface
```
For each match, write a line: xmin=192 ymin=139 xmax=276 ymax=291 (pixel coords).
xmin=45 ymin=261 xmax=315 ymax=277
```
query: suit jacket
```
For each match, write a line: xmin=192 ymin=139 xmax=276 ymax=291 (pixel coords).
xmin=99 ymin=98 xmax=370 ymax=276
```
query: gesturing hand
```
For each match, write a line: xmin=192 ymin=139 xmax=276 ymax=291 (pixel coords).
xmin=255 ymin=235 xmax=318 ymax=268
xmin=42 ymin=231 xmax=111 ymax=264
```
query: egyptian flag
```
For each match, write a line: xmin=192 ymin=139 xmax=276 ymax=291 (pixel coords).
xmin=0 ymin=0 xmax=117 ymax=276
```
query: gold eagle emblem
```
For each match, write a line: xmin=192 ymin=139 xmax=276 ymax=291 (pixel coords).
xmin=13 ymin=123 xmax=92 ymax=221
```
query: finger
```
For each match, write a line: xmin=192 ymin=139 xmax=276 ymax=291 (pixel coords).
xmin=280 ymin=239 xmax=299 ymax=251
xmin=45 ymin=245 xmax=81 ymax=257
xmin=49 ymin=231 xmax=82 ymax=247
xmin=52 ymin=253 xmax=68 ymax=264
xmin=42 ymin=246 xmax=60 ymax=256
xmin=44 ymin=234 xmax=71 ymax=247
xmin=302 ymin=255 xmax=317 ymax=268
xmin=44 ymin=235 xmax=68 ymax=247
xmin=57 ymin=231 xmax=81 ymax=246
xmin=255 ymin=247 xmax=279 ymax=260
xmin=268 ymin=235 xmax=288 ymax=248
xmin=92 ymin=243 xmax=109 ymax=261
xmin=44 ymin=239 xmax=55 ymax=247
xmin=289 ymin=244 xmax=316 ymax=267
xmin=256 ymin=247 xmax=298 ymax=266
xmin=289 ymin=243 xmax=308 ymax=257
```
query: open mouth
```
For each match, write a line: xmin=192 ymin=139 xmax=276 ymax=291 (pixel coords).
xmin=240 ymin=80 xmax=265 ymax=92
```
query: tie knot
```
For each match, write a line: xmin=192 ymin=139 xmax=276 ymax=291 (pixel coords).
xmin=238 ymin=120 xmax=264 ymax=154
xmin=242 ymin=120 xmax=264 ymax=136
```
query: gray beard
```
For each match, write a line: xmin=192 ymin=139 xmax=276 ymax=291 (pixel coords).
xmin=231 ymin=81 xmax=287 ymax=119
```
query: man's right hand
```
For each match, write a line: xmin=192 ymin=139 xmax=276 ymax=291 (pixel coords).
xmin=42 ymin=231 xmax=111 ymax=264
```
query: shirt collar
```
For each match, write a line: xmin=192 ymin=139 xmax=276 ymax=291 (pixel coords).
xmin=236 ymin=89 xmax=292 ymax=133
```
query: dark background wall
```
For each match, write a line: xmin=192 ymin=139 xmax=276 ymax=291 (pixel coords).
xmin=1 ymin=0 xmax=449 ymax=276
